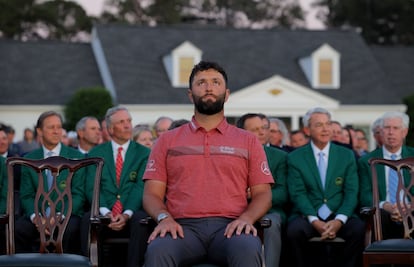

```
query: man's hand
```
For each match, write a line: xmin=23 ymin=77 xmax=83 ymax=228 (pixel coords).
xmin=147 ymin=217 xmax=184 ymax=243
xmin=34 ymin=215 xmax=52 ymax=236
xmin=384 ymin=202 xmax=403 ymax=222
xmin=108 ymin=213 xmax=129 ymax=231
xmin=311 ymin=220 xmax=327 ymax=237
xmin=320 ymin=219 xmax=342 ymax=240
xmin=224 ymin=218 xmax=257 ymax=238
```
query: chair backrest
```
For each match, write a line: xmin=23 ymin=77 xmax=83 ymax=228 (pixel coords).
xmin=5 ymin=156 xmax=104 ymax=254
xmin=369 ymin=157 xmax=414 ymax=240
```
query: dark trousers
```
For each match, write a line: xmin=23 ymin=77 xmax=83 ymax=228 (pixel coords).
xmin=144 ymin=217 xmax=262 ymax=267
xmin=128 ymin=210 xmax=153 ymax=267
xmin=15 ymin=215 xmax=81 ymax=254
xmin=0 ymin=224 xmax=5 ymax=255
xmin=80 ymin=210 xmax=150 ymax=267
xmin=287 ymin=216 xmax=365 ymax=267
xmin=380 ymin=208 xmax=404 ymax=239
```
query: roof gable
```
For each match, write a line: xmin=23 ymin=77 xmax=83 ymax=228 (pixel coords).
xmin=94 ymin=24 xmax=398 ymax=105
xmin=227 ymin=75 xmax=339 ymax=110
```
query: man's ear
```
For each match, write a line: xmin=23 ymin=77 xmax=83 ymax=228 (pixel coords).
xmin=187 ymin=89 xmax=194 ymax=104
xmin=224 ymin=88 xmax=230 ymax=102
xmin=303 ymin=126 xmax=310 ymax=136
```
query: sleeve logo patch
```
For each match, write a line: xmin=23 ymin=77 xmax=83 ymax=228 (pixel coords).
xmin=261 ymin=161 xmax=271 ymax=176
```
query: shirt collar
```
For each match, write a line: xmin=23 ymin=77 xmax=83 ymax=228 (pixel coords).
xmin=310 ymin=141 xmax=330 ymax=158
xmin=111 ymin=140 xmax=130 ymax=153
xmin=189 ymin=116 xmax=228 ymax=134
xmin=43 ymin=143 xmax=61 ymax=158
xmin=382 ymin=146 xmax=402 ymax=159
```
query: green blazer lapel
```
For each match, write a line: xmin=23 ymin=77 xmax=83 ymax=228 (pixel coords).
xmin=304 ymin=145 xmax=324 ymax=192
xmin=401 ymin=146 xmax=414 ymax=185
xmin=100 ymin=143 xmax=117 ymax=187
xmin=325 ymin=145 xmax=339 ymax=191
xmin=120 ymin=143 xmax=136 ymax=187
xmin=370 ymin=149 xmax=387 ymax=199
xmin=36 ymin=148 xmax=50 ymax=192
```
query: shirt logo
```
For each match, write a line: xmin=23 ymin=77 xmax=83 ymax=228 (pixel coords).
xmin=261 ymin=161 xmax=271 ymax=176
xmin=146 ymin=160 xmax=156 ymax=171
xmin=219 ymin=146 xmax=235 ymax=154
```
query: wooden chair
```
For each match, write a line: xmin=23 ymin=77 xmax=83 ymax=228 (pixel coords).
xmin=361 ymin=157 xmax=414 ymax=267
xmin=88 ymin=174 xmax=131 ymax=267
xmin=0 ymin=156 xmax=104 ymax=267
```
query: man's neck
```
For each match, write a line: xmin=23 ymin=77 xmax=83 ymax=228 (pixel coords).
xmin=79 ymin=141 xmax=94 ymax=153
xmin=194 ymin=111 xmax=224 ymax=131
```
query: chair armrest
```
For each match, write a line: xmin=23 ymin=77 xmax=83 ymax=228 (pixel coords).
xmin=90 ymin=215 xmax=111 ymax=225
xmin=256 ymin=217 xmax=271 ymax=228
xmin=360 ymin=206 xmax=376 ymax=219
xmin=360 ymin=206 xmax=376 ymax=246
xmin=0 ymin=214 xmax=8 ymax=224
xmin=309 ymin=236 xmax=345 ymax=242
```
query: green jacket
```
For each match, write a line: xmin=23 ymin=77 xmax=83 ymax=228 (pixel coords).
xmin=358 ymin=146 xmax=414 ymax=208
xmin=287 ymin=142 xmax=359 ymax=220
xmin=86 ymin=141 xmax=150 ymax=212
xmin=264 ymin=146 xmax=288 ymax=223
xmin=0 ymin=157 xmax=7 ymax=214
xmin=20 ymin=145 xmax=85 ymax=217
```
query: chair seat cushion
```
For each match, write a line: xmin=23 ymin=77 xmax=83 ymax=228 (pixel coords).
xmin=365 ymin=239 xmax=414 ymax=252
xmin=0 ymin=253 xmax=91 ymax=267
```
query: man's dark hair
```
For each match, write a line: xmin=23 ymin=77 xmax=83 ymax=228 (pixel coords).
xmin=36 ymin=111 xmax=63 ymax=129
xmin=236 ymin=113 xmax=262 ymax=129
xmin=189 ymin=61 xmax=228 ymax=89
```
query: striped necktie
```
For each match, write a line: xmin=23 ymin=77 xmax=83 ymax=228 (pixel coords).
xmin=112 ymin=147 xmax=124 ymax=215
xmin=46 ymin=151 xmax=54 ymax=190
xmin=388 ymin=154 xmax=398 ymax=204
xmin=317 ymin=151 xmax=331 ymax=220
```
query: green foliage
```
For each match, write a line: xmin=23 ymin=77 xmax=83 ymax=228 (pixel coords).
xmin=315 ymin=0 xmax=414 ymax=45
xmin=403 ymin=94 xmax=414 ymax=146
xmin=64 ymin=87 xmax=113 ymax=131
xmin=100 ymin=0 xmax=305 ymax=29
xmin=0 ymin=0 xmax=92 ymax=41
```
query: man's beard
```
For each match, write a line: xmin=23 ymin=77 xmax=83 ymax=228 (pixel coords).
xmin=193 ymin=93 xmax=226 ymax=115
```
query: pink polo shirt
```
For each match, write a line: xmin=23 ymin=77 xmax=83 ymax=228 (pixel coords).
xmin=143 ymin=117 xmax=274 ymax=219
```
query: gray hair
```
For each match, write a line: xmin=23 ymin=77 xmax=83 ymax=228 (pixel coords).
xmin=76 ymin=116 xmax=98 ymax=132
xmin=133 ymin=125 xmax=153 ymax=141
xmin=153 ymin=116 xmax=173 ymax=131
xmin=381 ymin=111 xmax=409 ymax=129
xmin=371 ymin=117 xmax=383 ymax=133
xmin=302 ymin=107 xmax=332 ymax=127
xmin=105 ymin=106 xmax=131 ymax=128
xmin=269 ymin=117 xmax=290 ymax=146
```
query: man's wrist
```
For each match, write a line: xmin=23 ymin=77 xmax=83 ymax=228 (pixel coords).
xmin=157 ymin=212 xmax=170 ymax=223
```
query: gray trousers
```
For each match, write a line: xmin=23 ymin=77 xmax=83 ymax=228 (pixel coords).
xmin=144 ymin=217 xmax=262 ymax=267
xmin=263 ymin=212 xmax=282 ymax=267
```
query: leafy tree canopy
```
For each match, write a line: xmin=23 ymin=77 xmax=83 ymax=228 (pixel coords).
xmin=315 ymin=0 xmax=414 ymax=45
xmin=0 ymin=0 xmax=92 ymax=41
xmin=403 ymin=94 xmax=414 ymax=147
xmin=99 ymin=0 xmax=305 ymax=29
xmin=64 ymin=87 xmax=113 ymax=131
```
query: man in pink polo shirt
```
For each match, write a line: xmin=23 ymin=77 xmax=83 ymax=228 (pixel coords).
xmin=142 ymin=61 xmax=273 ymax=267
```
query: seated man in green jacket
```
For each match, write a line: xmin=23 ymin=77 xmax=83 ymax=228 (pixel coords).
xmin=15 ymin=111 xmax=85 ymax=254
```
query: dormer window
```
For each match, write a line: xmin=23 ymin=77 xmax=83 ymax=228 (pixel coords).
xmin=179 ymin=57 xmax=194 ymax=85
xmin=319 ymin=58 xmax=333 ymax=86
xmin=163 ymin=41 xmax=202 ymax=87
xmin=299 ymin=44 xmax=340 ymax=89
